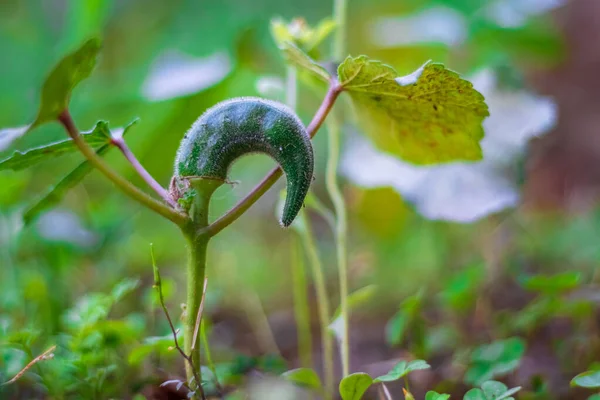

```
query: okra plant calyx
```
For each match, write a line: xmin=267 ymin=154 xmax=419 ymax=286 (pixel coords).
xmin=173 ymin=97 xmax=314 ymax=227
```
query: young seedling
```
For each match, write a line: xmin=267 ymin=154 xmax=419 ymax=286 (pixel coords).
xmin=2 ymin=1 xmax=490 ymax=397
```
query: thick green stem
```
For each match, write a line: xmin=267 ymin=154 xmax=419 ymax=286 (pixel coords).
xmin=298 ymin=212 xmax=334 ymax=399
xmin=325 ymin=117 xmax=349 ymax=377
xmin=182 ymin=179 xmax=222 ymax=398
xmin=184 ymin=233 xmax=208 ymax=393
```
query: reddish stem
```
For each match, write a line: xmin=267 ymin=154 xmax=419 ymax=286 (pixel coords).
xmin=111 ymin=138 xmax=177 ymax=207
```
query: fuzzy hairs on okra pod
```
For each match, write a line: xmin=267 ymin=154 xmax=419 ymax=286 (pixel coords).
xmin=174 ymin=97 xmax=314 ymax=227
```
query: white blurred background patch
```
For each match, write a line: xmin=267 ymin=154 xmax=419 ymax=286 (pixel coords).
xmin=0 ymin=125 xmax=29 ymax=152
xmin=341 ymin=68 xmax=557 ymax=223
xmin=36 ymin=209 xmax=99 ymax=248
xmin=483 ymin=0 xmax=567 ymax=28
xmin=368 ymin=0 xmax=567 ymax=49
xmin=141 ymin=50 xmax=232 ymax=101
xmin=369 ymin=6 xmax=467 ymax=47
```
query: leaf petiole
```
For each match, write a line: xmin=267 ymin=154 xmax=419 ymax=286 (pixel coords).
xmin=57 ymin=111 xmax=188 ymax=226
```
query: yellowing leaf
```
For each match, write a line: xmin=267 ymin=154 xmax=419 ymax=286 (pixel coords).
xmin=338 ymin=57 xmax=489 ymax=165
xmin=33 ymin=38 xmax=101 ymax=128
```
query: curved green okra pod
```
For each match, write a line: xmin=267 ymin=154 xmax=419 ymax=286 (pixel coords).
xmin=174 ymin=97 xmax=314 ymax=227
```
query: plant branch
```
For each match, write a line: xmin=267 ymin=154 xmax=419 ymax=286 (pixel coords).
xmin=202 ymin=81 xmax=342 ymax=237
xmin=111 ymin=137 xmax=177 ymax=207
xmin=1 ymin=345 xmax=56 ymax=386
xmin=150 ymin=245 xmax=204 ymax=399
xmin=57 ymin=111 xmax=187 ymax=226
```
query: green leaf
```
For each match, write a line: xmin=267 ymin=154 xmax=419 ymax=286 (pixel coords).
xmin=281 ymin=368 xmax=322 ymax=390
xmin=339 ymin=373 xmax=373 ymax=400
xmin=22 ymin=120 xmax=137 ymax=224
xmin=278 ymin=42 xmax=331 ymax=84
xmin=128 ymin=334 xmax=176 ymax=366
xmin=464 ymin=389 xmax=486 ymax=400
xmin=0 ymin=121 xmax=111 ymax=171
xmin=440 ymin=264 xmax=484 ymax=314
xmin=258 ymin=354 xmax=288 ymax=375
xmin=385 ymin=291 xmax=423 ymax=346
xmin=385 ymin=312 xmax=409 ymax=347
xmin=463 ymin=381 xmax=520 ymax=400
xmin=465 ymin=338 xmax=526 ymax=385
xmin=374 ymin=359 xmax=430 ymax=383
xmin=329 ymin=285 xmax=377 ymax=343
xmin=338 ymin=57 xmax=489 ymax=165
xmin=588 ymin=395 xmax=600 ymax=400
xmin=33 ymin=38 xmax=101 ymax=127
xmin=111 ymin=278 xmax=140 ymax=302
xmin=426 ymin=391 xmax=451 ymax=400
xmin=521 ymin=272 xmax=581 ymax=294
xmin=481 ymin=381 xmax=508 ymax=398
xmin=332 ymin=285 xmax=377 ymax=320
xmin=572 ymin=370 xmax=600 ymax=389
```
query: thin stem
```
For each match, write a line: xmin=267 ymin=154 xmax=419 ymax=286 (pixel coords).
xmin=1 ymin=345 xmax=56 ymax=386
xmin=333 ymin=0 xmax=348 ymax=61
xmin=325 ymin=117 xmax=349 ymax=377
xmin=57 ymin=111 xmax=187 ymax=226
xmin=191 ymin=276 xmax=209 ymax=351
xmin=297 ymin=212 xmax=334 ymax=399
xmin=330 ymin=0 xmax=351 ymax=377
xmin=245 ymin=290 xmax=282 ymax=355
xmin=202 ymin=82 xmax=342 ymax=237
xmin=150 ymin=245 xmax=202 ymax=397
xmin=291 ymin=236 xmax=313 ymax=368
xmin=287 ymin=63 xmax=313 ymax=369
xmin=200 ymin=319 xmax=223 ymax=393
xmin=111 ymin=137 xmax=177 ymax=207
xmin=379 ymin=384 xmax=393 ymax=400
